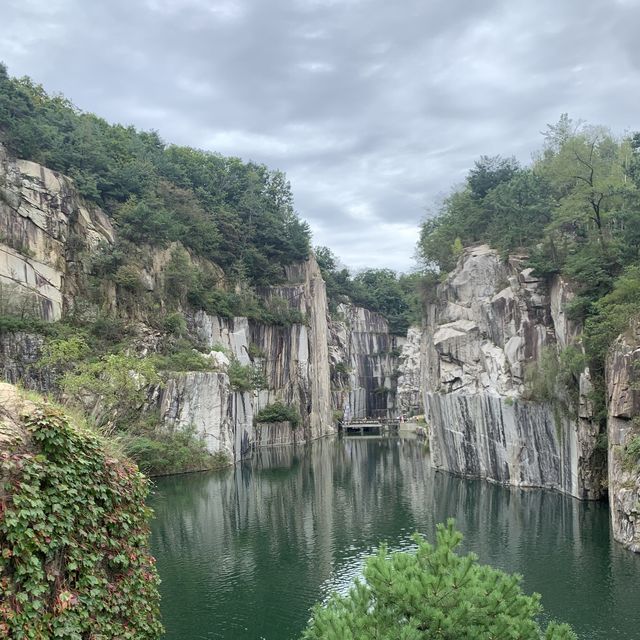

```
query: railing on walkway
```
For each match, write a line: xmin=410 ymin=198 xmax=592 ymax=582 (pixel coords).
xmin=340 ymin=417 xmax=400 ymax=435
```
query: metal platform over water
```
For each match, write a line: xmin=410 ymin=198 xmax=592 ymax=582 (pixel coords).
xmin=341 ymin=419 xmax=399 ymax=435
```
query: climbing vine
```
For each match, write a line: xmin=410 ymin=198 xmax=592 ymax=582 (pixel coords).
xmin=0 ymin=406 xmax=163 ymax=639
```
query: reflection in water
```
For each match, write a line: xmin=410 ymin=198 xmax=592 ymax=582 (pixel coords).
xmin=149 ymin=437 xmax=640 ymax=640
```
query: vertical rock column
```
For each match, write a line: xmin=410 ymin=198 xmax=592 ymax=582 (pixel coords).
xmin=291 ymin=255 xmax=334 ymax=439
xmin=329 ymin=304 xmax=400 ymax=420
xmin=607 ymin=325 xmax=640 ymax=552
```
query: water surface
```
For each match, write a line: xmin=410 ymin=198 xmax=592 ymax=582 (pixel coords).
xmin=149 ymin=436 xmax=640 ymax=639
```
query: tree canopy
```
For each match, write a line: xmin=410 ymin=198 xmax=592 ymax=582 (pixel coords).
xmin=0 ymin=63 xmax=310 ymax=287
xmin=315 ymin=246 xmax=422 ymax=335
xmin=301 ymin=520 xmax=576 ymax=640
xmin=417 ymin=115 xmax=640 ymax=419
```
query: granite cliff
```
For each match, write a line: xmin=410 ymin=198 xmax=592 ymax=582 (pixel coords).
xmin=418 ymin=244 xmax=640 ymax=553
xmin=607 ymin=324 xmax=640 ymax=552
xmin=421 ymin=245 xmax=604 ymax=500
xmin=1 ymin=144 xmax=639 ymax=553
xmin=329 ymin=303 xmax=402 ymax=421
xmin=0 ymin=144 xmax=338 ymax=465
xmin=0 ymin=145 xmax=405 ymax=468
xmin=153 ymin=256 xmax=334 ymax=462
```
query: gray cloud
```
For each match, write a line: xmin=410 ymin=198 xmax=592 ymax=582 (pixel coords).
xmin=1 ymin=0 xmax=638 ymax=271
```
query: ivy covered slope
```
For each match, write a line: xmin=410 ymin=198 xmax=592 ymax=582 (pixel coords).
xmin=0 ymin=383 xmax=162 ymax=639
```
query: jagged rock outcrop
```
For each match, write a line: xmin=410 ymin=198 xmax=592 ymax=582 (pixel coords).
xmin=329 ymin=303 xmax=401 ymax=420
xmin=423 ymin=245 xmax=603 ymax=499
xmin=607 ymin=324 xmax=640 ymax=552
xmin=0 ymin=143 xmax=114 ymax=320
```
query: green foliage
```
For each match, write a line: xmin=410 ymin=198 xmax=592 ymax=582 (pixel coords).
xmin=247 ymin=343 xmax=266 ymax=359
xmin=161 ymin=312 xmax=187 ymax=336
xmin=116 ymin=196 xmax=180 ymax=246
xmin=89 ymin=314 xmax=132 ymax=345
xmin=227 ymin=358 xmax=267 ymax=392
xmin=255 ymin=401 xmax=301 ymax=428
xmin=162 ymin=250 xmax=306 ymax=325
xmin=418 ymin=165 xmax=551 ymax=272
xmin=0 ymin=315 xmax=52 ymax=336
xmin=333 ymin=362 xmax=350 ymax=376
xmin=60 ymin=353 xmax=160 ymax=430
xmin=164 ymin=246 xmax=199 ymax=306
xmin=467 ymin=154 xmax=520 ymax=199
xmin=113 ymin=264 xmax=144 ymax=292
xmin=584 ymin=265 xmax=640 ymax=368
xmin=315 ymin=247 xmax=425 ymax=335
xmin=301 ymin=520 xmax=575 ymax=640
xmin=0 ymin=404 xmax=162 ymax=638
xmin=260 ymin=297 xmax=306 ymax=326
xmin=524 ymin=348 xmax=560 ymax=403
xmin=124 ymin=426 xmax=229 ymax=476
xmin=523 ymin=346 xmax=586 ymax=421
xmin=623 ymin=435 xmax=640 ymax=470
xmin=38 ymin=335 xmax=91 ymax=368
xmin=451 ymin=236 xmax=464 ymax=258
xmin=153 ymin=349 xmax=214 ymax=372
xmin=0 ymin=63 xmax=310 ymax=287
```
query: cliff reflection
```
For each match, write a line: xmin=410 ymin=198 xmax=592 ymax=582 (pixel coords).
xmin=149 ymin=436 xmax=640 ymax=640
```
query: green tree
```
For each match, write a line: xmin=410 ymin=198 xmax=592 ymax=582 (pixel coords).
xmin=467 ymin=154 xmax=520 ymax=199
xmin=301 ymin=520 xmax=576 ymax=640
xmin=352 ymin=268 xmax=412 ymax=335
xmin=0 ymin=63 xmax=311 ymax=287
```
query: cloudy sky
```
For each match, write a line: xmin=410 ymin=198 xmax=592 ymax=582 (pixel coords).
xmin=1 ymin=0 xmax=638 ymax=271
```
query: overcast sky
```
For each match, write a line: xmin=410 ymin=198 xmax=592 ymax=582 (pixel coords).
xmin=1 ymin=0 xmax=638 ymax=271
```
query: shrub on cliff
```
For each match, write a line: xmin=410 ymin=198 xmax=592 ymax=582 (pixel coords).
xmin=301 ymin=520 xmax=576 ymax=640
xmin=228 ymin=358 xmax=267 ymax=392
xmin=255 ymin=401 xmax=301 ymax=428
xmin=124 ymin=424 xmax=229 ymax=476
xmin=0 ymin=388 xmax=162 ymax=638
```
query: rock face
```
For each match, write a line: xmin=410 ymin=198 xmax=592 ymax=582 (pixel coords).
xmin=153 ymin=372 xmax=254 ymax=463
xmin=329 ymin=303 xmax=401 ymax=420
xmin=423 ymin=245 xmax=602 ymax=499
xmin=0 ymin=143 xmax=114 ymax=321
xmin=0 ymin=331 xmax=50 ymax=390
xmin=607 ymin=325 xmax=640 ymax=552
xmin=154 ymin=256 xmax=335 ymax=462
xmin=396 ymin=325 xmax=423 ymax=416
xmin=0 ymin=146 xmax=335 ymax=464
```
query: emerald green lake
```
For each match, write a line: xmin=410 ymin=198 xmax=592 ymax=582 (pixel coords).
xmin=149 ymin=436 xmax=640 ymax=639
